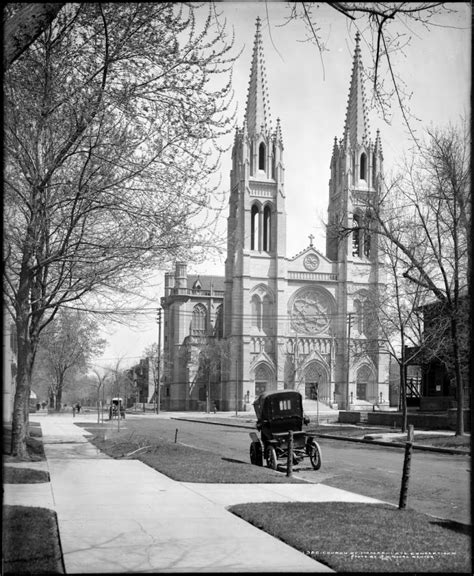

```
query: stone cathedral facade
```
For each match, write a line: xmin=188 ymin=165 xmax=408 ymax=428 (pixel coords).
xmin=161 ymin=20 xmax=389 ymax=412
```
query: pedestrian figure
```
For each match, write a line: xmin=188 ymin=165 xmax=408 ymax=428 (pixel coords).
xmin=72 ymin=405 xmax=76 ymax=417
xmin=76 ymin=402 xmax=81 ymax=413
xmin=213 ymin=402 xmax=217 ymax=414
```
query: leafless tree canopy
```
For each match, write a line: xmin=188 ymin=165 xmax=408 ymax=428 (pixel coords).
xmin=4 ymin=2 xmax=237 ymax=457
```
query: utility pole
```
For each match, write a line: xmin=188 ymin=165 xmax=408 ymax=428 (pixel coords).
xmin=346 ymin=312 xmax=353 ymax=410
xmin=156 ymin=308 xmax=162 ymax=415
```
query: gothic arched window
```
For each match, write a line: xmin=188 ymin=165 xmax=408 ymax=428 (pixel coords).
xmin=363 ymin=229 xmax=371 ymax=257
xmin=191 ymin=304 xmax=207 ymax=335
xmin=258 ymin=142 xmax=266 ymax=171
xmin=263 ymin=204 xmax=271 ymax=251
xmin=251 ymin=295 xmax=262 ymax=329
xmin=360 ymin=152 xmax=367 ymax=181
xmin=214 ymin=305 xmax=223 ymax=339
xmin=372 ymin=152 xmax=377 ymax=184
xmin=262 ymin=295 xmax=272 ymax=335
xmin=251 ymin=204 xmax=260 ymax=250
xmin=363 ymin=211 xmax=372 ymax=257
xmin=352 ymin=214 xmax=360 ymax=257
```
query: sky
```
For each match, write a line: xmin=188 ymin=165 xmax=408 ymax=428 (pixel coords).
xmin=95 ymin=1 xmax=471 ymax=371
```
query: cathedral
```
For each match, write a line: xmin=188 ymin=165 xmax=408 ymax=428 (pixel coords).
xmin=161 ymin=19 xmax=389 ymax=412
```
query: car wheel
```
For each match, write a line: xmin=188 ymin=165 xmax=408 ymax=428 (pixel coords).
xmin=266 ymin=446 xmax=278 ymax=470
xmin=308 ymin=440 xmax=322 ymax=470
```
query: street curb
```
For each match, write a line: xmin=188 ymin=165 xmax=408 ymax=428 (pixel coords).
xmin=172 ymin=417 xmax=255 ymax=430
xmin=314 ymin=433 xmax=471 ymax=455
xmin=172 ymin=418 xmax=470 ymax=455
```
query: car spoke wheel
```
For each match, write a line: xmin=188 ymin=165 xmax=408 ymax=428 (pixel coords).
xmin=266 ymin=446 xmax=278 ymax=470
xmin=308 ymin=441 xmax=322 ymax=470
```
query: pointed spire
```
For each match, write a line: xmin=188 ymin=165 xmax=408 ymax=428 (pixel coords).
xmin=343 ymin=32 xmax=370 ymax=149
xmin=245 ymin=17 xmax=271 ymax=136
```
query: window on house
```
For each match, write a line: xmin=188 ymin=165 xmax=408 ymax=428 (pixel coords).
xmin=251 ymin=204 xmax=260 ymax=250
xmin=258 ymin=142 xmax=266 ymax=171
xmin=360 ymin=152 xmax=367 ymax=180
xmin=263 ymin=204 xmax=271 ymax=251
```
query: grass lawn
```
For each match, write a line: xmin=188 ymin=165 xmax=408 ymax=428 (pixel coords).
xmin=230 ymin=501 xmax=471 ymax=573
xmin=2 ymin=505 xmax=63 ymax=574
xmin=413 ymin=434 xmax=471 ymax=449
xmin=4 ymin=466 xmax=50 ymax=483
xmin=3 ymin=423 xmax=63 ymax=574
xmin=86 ymin=427 xmax=305 ymax=483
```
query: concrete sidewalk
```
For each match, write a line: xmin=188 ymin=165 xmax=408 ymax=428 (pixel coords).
xmin=5 ymin=413 xmax=387 ymax=573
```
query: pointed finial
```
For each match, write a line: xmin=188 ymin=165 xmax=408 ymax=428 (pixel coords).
xmin=342 ymin=31 xmax=370 ymax=149
xmin=245 ymin=18 xmax=272 ymax=136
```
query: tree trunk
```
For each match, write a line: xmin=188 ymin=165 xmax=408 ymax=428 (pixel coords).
xmin=11 ymin=316 xmax=35 ymax=459
xmin=56 ymin=389 xmax=63 ymax=411
xmin=3 ymin=3 xmax=66 ymax=71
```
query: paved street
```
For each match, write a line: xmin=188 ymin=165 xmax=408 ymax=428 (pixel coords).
xmin=114 ymin=414 xmax=471 ymax=525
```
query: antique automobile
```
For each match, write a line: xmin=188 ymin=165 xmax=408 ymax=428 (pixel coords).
xmin=108 ymin=397 xmax=125 ymax=420
xmin=249 ymin=390 xmax=322 ymax=470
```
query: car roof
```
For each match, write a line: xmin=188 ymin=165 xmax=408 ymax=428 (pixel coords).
xmin=254 ymin=390 xmax=302 ymax=403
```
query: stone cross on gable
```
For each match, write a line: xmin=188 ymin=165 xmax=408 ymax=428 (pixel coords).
xmin=308 ymin=234 xmax=314 ymax=246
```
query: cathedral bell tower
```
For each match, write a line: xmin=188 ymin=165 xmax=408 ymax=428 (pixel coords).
xmin=326 ymin=32 xmax=388 ymax=410
xmin=326 ymin=32 xmax=384 ymax=263
xmin=223 ymin=17 xmax=287 ymax=410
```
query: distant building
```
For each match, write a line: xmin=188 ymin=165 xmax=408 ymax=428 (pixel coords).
xmin=126 ymin=357 xmax=156 ymax=405
xmin=161 ymin=22 xmax=389 ymax=411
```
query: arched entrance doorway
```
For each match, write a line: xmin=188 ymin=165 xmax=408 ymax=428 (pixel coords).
xmin=254 ymin=363 xmax=274 ymax=397
xmin=356 ymin=364 xmax=376 ymax=402
xmin=304 ymin=362 xmax=329 ymax=403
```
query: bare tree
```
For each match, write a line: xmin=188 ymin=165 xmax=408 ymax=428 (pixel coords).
xmin=32 ymin=308 xmax=106 ymax=411
xmin=91 ymin=368 xmax=109 ymax=423
xmin=376 ymin=236 xmax=427 ymax=431
xmin=340 ymin=120 xmax=470 ymax=434
xmin=3 ymin=3 xmax=236 ymax=457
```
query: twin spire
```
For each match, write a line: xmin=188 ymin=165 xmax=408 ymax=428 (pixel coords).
xmin=244 ymin=21 xmax=373 ymax=153
xmin=343 ymin=31 xmax=370 ymax=148
xmin=245 ymin=17 xmax=272 ymax=135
